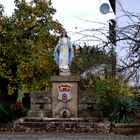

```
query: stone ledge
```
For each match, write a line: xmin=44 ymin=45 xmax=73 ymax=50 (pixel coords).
xmin=23 ymin=117 xmax=103 ymax=122
xmin=28 ymin=111 xmax=50 ymax=117
xmin=112 ymin=123 xmax=140 ymax=135
xmin=114 ymin=123 xmax=140 ymax=128
xmin=50 ymin=76 xmax=80 ymax=82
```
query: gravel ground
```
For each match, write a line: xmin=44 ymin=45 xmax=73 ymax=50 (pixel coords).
xmin=0 ymin=133 xmax=140 ymax=140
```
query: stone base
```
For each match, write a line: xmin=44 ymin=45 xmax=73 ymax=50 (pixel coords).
xmin=59 ymin=72 xmax=71 ymax=76
xmin=50 ymin=75 xmax=80 ymax=118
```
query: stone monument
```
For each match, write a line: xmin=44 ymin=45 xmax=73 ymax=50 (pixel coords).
xmin=51 ymin=31 xmax=80 ymax=118
xmin=14 ymin=31 xmax=105 ymax=132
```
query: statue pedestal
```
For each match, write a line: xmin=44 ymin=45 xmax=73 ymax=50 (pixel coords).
xmin=50 ymin=75 xmax=80 ymax=118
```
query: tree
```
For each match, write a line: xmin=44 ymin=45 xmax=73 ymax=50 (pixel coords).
xmin=0 ymin=0 xmax=63 ymax=102
xmin=116 ymin=11 xmax=140 ymax=84
xmin=71 ymin=43 xmax=116 ymax=90
xmin=72 ymin=2 xmax=140 ymax=87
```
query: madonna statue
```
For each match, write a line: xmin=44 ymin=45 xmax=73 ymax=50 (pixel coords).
xmin=54 ymin=31 xmax=74 ymax=75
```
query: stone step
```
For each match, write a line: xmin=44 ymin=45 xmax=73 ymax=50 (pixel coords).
xmin=17 ymin=121 xmax=105 ymax=127
xmin=23 ymin=117 xmax=103 ymax=122
xmin=14 ymin=117 xmax=109 ymax=133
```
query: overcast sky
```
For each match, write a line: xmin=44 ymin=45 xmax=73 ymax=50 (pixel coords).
xmin=0 ymin=0 xmax=115 ymax=43
xmin=116 ymin=0 xmax=140 ymax=60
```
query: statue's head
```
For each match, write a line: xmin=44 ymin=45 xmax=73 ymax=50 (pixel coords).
xmin=61 ymin=30 xmax=68 ymax=38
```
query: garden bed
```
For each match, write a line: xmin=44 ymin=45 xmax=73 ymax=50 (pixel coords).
xmin=112 ymin=123 xmax=140 ymax=135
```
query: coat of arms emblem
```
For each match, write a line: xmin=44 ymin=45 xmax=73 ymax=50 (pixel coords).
xmin=57 ymin=84 xmax=72 ymax=102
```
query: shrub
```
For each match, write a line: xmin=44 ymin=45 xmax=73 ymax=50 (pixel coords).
xmin=0 ymin=102 xmax=27 ymax=124
xmin=11 ymin=101 xmax=27 ymax=118
xmin=0 ymin=103 xmax=14 ymax=123
xmin=93 ymin=77 xmax=130 ymax=117
xmin=109 ymin=96 xmax=140 ymax=123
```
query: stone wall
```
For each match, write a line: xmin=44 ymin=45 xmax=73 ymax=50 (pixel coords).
xmin=28 ymin=90 xmax=102 ymax=118
xmin=28 ymin=91 xmax=51 ymax=117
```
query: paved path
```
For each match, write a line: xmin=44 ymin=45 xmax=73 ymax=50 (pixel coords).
xmin=0 ymin=133 xmax=140 ymax=140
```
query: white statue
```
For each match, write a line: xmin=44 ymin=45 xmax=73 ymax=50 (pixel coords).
xmin=54 ymin=31 xmax=74 ymax=75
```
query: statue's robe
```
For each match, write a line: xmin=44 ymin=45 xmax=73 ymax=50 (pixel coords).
xmin=54 ymin=37 xmax=74 ymax=72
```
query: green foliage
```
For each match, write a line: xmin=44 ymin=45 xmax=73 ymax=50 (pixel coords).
xmin=71 ymin=45 xmax=113 ymax=75
xmin=109 ymin=96 xmax=140 ymax=123
xmin=0 ymin=102 xmax=27 ymax=123
xmin=90 ymin=77 xmax=140 ymax=123
xmin=129 ymin=89 xmax=140 ymax=101
xmin=0 ymin=103 xmax=14 ymax=123
xmin=71 ymin=44 xmax=116 ymax=93
xmin=11 ymin=101 xmax=27 ymax=118
xmin=0 ymin=0 xmax=63 ymax=96
xmin=94 ymin=77 xmax=129 ymax=108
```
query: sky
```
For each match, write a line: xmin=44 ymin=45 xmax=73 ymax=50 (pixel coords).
xmin=116 ymin=0 xmax=140 ymax=27
xmin=51 ymin=0 xmax=115 ymax=44
xmin=0 ymin=0 xmax=115 ymax=44
xmin=116 ymin=0 xmax=140 ymax=59
xmin=116 ymin=0 xmax=140 ymax=86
